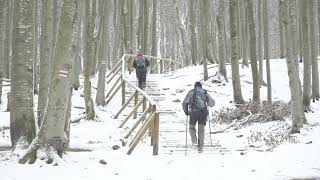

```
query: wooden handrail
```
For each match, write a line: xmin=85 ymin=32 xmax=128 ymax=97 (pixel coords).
xmin=124 ymin=105 xmax=151 ymax=139
xmin=107 ymin=66 xmax=121 ymax=84
xmin=127 ymin=112 xmax=156 ymax=154
xmin=118 ymin=96 xmax=144 ymax=128
xmin=114 ymin=90 xmax=137 ymax=119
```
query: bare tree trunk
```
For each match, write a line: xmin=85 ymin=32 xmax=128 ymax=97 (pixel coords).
xmin=11 ymin=0 xmax=36 ymax=148
xmin=174 ymin=1 xmax=189 ymax=66
xmin=188 ymin=0 xmax=197 ymax=65
xmin=19 ymin=0 xmax=79 ymax=164
xmin=3 ymin=0 xmax=10 ymax=79
xmin=150 ymin=0 xmax=157 ymax=73
xmin=241 ymin=0 xmax=249 ymax=66
xmin=229 ymin=0 xmax=245 ymax=105
xmin=285 ymin=0 xmax=304 ymax=133
xmin=33 ymin=0 xmax=40 ymax=95
xmin=258 ymin=0 xmax=266 ymax=86
xmin=142 ymin=0 xmax=149 ymax=53
xmin=218 ymin=0 xmax=227 ymax=80
xmin=96 ymin=0 xmax=109 ymax=106
xmin=246 ymin=0 xmax=260 ymax=103
xmin=263 ymin=0 xmax=272 ymax=104
xmin=279 ymin=0 xmax=286 ymax=58
xmin=0 ymin=0 xmax=5 ymax=103
xmin=38 ymin=0 xmax=54 ymax=126
xmin=301 ymin=0 xmax=312 ymax=112
xmin=310 ymin=0 xmax=320 ymax=101
xmin=199 ymin=0 xmax=209 ymax=80
xmin=83 ymin=0 xmax=96 ymax=120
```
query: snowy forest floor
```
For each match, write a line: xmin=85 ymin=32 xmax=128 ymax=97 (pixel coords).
xmin=0 ymin=60 xmax=320 ymax=180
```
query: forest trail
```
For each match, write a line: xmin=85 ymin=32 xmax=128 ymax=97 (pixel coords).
xmin=118 ymin=72 xmax=231 ymax=155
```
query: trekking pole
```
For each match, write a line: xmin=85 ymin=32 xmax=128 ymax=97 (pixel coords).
xmin=185 ymin=115 xmax=188 ymax=156
xmin=208 ymin=111 xmax=213 ymax=147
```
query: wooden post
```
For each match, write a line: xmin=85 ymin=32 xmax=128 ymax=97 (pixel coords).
xmin=160 ymin=59 xmax=163 ymax=74
xmin=153 ymin=112 xmax=160 ymax=155
xmin=114 ymin=90 xmax=136 ymax=119
xmin=121 ymin=80 xmax=126 ymax=106
xmin=128 ymin=111 xmax=155 ymax=146
xmin=150 ymin=105 xmax=156 ymax=146
xmin=142 ymin=96 xmax=146 ymax=111
xmin=134 ymin=91 xmax=138 ymax=119
xmin=124 ymin=105 xmax=151 ymax=139
xmin=127 ymin=112 xmax=156 ymax=155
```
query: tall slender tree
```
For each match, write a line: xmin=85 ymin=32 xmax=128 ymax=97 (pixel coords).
xmin=83 ymin=0 xmax=96 ymax=120
xmin=217 ymin=0 xmax=227 ymax=80
xmin=96 ymin=0 xmax=110 ymax=106
xmin=19 ymin=0 xmax=79 ymax=164
xmin=301 ymin=0 xmax=312 ymax=112
xmin=246 ymin=0 xmax=260 ymax=103
xmin=38 ymin=0 xmax=54 ymax=126
xmin=229 ymin=0 xmax=244 ymax=105
xmin=150 ymin=0 xmax=157 ymax=73
xmin=285 ymin=0 xmax=304 ymax=133
xmin=0 ymin=0 xmax=5 ymax=104
xmin=188 ymin=0 xmax=197 ymax=65
xmin=263 ymin=0 xmax=272 ymax=103
xmin=10 ymin=0 xmax=36 ymax=148
xmin=309 ymin=1 xmax=320 ymax=101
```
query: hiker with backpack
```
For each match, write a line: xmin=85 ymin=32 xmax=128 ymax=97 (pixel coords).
xmin=182 ymin=82 xmax=215 ymax=152
xmin=133 ymin=51 xmax=150 ymax=90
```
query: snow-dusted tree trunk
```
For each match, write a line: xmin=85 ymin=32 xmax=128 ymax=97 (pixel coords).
xmin=285 ymin=0 xmax=304 ymax=133
xmin=174 ymin=1 xmax=190 ymax=66
xmin=150 ymin=0 xmax=157 ymax=73
xmin=38 ymin=0 xmax=54 ymax=126
xmin=142 ymin=0 xmax=149 ymax=54
xmin=188 ymin=0 xmax=197 ymax=65
xmin=0 ymin=0 xmax=5 ymax=104
xmin=96 ymin=0 xmax=110 ymax=106
xmin=309 ymin=1 xmax=319 ymax=101
xmin=258 ymin=0 xmax=266 ymax=86
xmin=263 ymin=0 xmax=272 ymax=104
xmin=301 ymin=0 xmax=312 ymax=112
xmin=3 ymin=0 xmax=10 ymax=79
xmin=10 ymin=0 xmax=36 ymax=148
xmin=240 ymin=0 xmax=248 ymax=66
xmin=0 ymin=0 xmax=6 ymax=104
xmin=19 ymin=0 xmax=79 ymax=164
xmin=33 ymin=0 xmax=40 ymax=95
xmin=246 ymin=0 xmax=260 ymax=103
xmin=279 ymin=0 xmax=286 ymax=58
xmin=199 ymin=0 xmax=209 ymax=81
xmin=217 ymin=0 xmax=226 ymax=80
xmin=229 ymin=0 xmax=244 ymax=105
xmin=83 ymin=0 xmax=96 ymax=120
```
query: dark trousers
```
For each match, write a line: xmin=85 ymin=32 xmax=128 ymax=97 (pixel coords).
xmin=136 ymin=67 xmax=147 ymax=89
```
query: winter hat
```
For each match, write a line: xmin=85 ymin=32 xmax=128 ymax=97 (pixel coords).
xmin=194 ymin=81 xmax=202 ymax=88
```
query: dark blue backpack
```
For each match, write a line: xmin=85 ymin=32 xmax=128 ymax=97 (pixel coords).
xmin=191 ymin=87 xmax=207 ymax=112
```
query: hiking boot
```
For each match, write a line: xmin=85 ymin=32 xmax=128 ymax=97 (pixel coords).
xmin=198 ymin=147 xmax=203 ymax=153
xmin=191 ymin=143 xmax=198 ymax=149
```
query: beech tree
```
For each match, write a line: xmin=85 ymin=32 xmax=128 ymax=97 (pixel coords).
xmin=10 ymin=0 xmax=36 ymax=148
xmin=19 ymin=0 xmax=79 ymax=164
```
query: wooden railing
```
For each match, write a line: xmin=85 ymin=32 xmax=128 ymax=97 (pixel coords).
xmin=105 ymin=54 xmax=180 ymax=155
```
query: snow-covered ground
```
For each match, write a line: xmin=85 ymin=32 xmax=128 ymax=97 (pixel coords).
xmin=1 ymin=60 xmax=320 ymax=180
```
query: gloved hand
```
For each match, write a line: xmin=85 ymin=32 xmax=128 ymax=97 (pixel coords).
xmin=184 ymin=110 xmax=189 ymax=116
